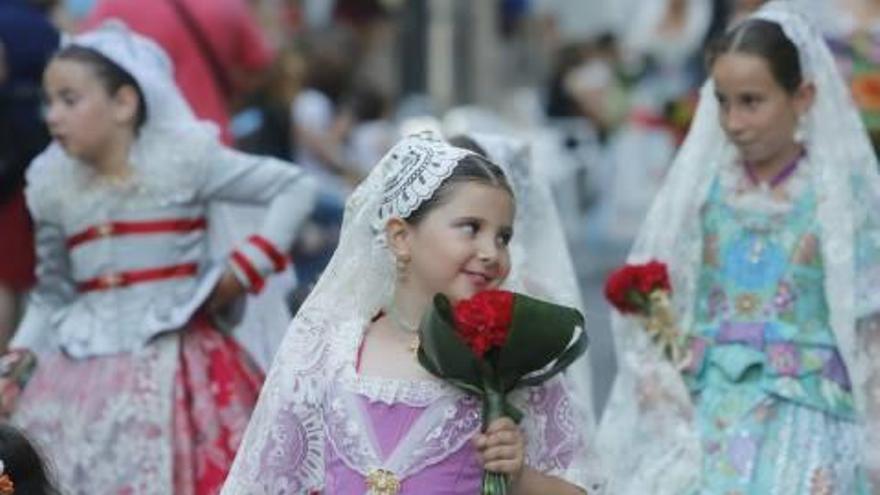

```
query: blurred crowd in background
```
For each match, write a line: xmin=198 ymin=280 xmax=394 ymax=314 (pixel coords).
xmin=4 ymin=0 xmax=880 ymax=413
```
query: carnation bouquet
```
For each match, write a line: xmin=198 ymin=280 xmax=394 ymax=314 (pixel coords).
xmin=416 ymin=290 xmax=587 ymax=495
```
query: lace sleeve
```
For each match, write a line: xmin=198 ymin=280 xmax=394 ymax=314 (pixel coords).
xmin=597 ymin=314 xmax=702 ymax=495
xmin=221 ymin=312 xmax=328 ymax=495
xmin=516 ymin=376 xmax=607 ymax=494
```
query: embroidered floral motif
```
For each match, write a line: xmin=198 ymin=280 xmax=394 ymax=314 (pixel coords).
xmin=767 ymin=343 xmax=799 ymax=376
xmin=735 ymin=294 xmax=761 ymax=316
xmin=707 ymin=286 xmax=728 ymax=320
xmin=772 ymin=282 xmax=796 ymax=314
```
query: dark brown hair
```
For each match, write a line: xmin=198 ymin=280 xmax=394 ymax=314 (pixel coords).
xmin=0 ymin=423 xmax=60 ymax=495
xmin=706 ymin=19 xmax=802 ymax=94
xmin=53 ymin=45 xmax=148 ymax=129
xmin=404 ymin=143 xmax=513 ymax=226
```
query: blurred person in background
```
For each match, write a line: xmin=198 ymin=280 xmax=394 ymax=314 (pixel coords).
xmin=291 ymin=27 xmax=362 ymax=191
xmin=233 ymin=47 xmax=308 ymax=161
xmin=601 ymin=0 xmax=714 ymax=244
xmin=286 ymin=28 xmax=363 ymax=309
xmin=342 ymin=80 xmax=396 ymax=175
xmin=545 ymin=37 xmax=627 ymax=143
xmin=731 ymin=0 xmax=771 ymax=22
xmin=2 ymin=23 xmax=316 ymax=492
xmin=0 ymin=0 xmax=60 ymax=352
xmin=819 ymin=0 xmax=880 ymax=155
xmin=86 ymin=0 xmax=276 ymax=144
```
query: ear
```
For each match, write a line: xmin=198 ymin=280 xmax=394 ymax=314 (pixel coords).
xmin=793 ymin=81 xmax=816 ymax=117
xmin=385 ymin=217 xmax=413 ymax=260
xmin=112 ymin=85 xmax=141 ymax=126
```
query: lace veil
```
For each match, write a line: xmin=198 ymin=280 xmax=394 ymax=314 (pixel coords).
xmin=597 ymin=2 xmax=880 ymax=492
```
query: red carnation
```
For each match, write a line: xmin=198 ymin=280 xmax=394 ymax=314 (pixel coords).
xmin=452 ymin=290 xmax=514 ymax=358
xmin=637 ymin=261 xmax=671 ymax=294
xmin=604 ymin=260 xmax=671 ymax=315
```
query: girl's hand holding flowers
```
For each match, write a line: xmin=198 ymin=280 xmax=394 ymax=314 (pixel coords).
xmin=474 ymin=417 xmax=525 ymax=483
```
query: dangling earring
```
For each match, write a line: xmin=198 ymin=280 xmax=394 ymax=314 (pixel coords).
xmin=793 ymin=115 xmax=807 ymax=144
xmin=396 ymin=254 xmax=410 ymax=281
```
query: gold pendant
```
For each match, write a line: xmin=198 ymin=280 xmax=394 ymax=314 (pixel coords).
xmin=366 ymin=468 xmax=401 ymax=495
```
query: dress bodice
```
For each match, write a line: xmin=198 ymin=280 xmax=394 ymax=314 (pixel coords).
xmin=684 ymin=177 xmax=855 ymax=419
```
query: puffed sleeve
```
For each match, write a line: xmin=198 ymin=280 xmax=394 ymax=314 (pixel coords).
xmin=196 ymin=144 xmax=318 ymax=294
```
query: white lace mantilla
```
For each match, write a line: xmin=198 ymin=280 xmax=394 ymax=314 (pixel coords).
xmin=373 ymin=133 xmax=472 ymax=233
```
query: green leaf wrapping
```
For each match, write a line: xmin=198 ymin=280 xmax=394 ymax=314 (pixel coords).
xmin=497 ymin=293 xmax=586 ymax=391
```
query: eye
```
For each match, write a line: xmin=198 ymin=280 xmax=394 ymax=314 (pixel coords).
xmin=740 ymin=93 xmax=762 ymax=108
xmin=458 ymin=220 xmax=479 ymax=236
xmin=715 ymin=94 xmax=731 ymax=113
xmin=497 ymin=229 xmax=513 ymax=246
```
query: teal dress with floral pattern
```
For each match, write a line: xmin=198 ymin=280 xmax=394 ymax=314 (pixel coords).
xmin=682 ymin=178 xmax=870 ymax=494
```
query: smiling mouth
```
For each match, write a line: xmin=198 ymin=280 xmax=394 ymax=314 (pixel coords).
xmin=463 ymin=270 xmax=493 ymax=286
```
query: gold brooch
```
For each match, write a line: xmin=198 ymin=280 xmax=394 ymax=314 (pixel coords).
xmin=366 ymin=468 xmax=401 ymax=495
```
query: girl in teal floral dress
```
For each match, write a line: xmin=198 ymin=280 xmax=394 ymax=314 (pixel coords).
xmin=599 ymin=3 xmax=880 ymax=493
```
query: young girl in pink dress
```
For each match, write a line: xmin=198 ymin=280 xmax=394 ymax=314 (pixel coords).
xmin=222 ymin=132 xmax=606 ymax=494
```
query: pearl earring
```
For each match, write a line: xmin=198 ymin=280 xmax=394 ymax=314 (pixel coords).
xmin=395 ymin=255 xmax=410 ymax=280
xmin=793 ymin=116 xmax=807 ymax=143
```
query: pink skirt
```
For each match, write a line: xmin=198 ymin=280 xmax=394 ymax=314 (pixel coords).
xmin=13 ymin=315 xmax=263 ymax=495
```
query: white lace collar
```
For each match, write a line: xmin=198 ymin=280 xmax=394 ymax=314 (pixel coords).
xmin=717 ymin=152 xmax=814 ymax=215
xmin=329 ymin=317 xmax=462 ymax=407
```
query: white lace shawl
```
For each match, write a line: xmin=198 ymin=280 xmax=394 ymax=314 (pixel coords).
xmin=598 ymin=2 xmax=880 ymax=492
xmin=222 ymin=133 xmax=606 ymax=493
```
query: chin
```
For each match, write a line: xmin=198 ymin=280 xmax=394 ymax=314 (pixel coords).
xmin=444 ymin=285 xmax=478 ymax=303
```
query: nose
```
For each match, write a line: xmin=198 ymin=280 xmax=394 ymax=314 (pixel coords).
xmin=477 ymin=237 xmax=500 ymax=265
xmin=44 ymin=102 xmax=61 ymax=129
xmin=721 ymin=106 xmax=747 ymax=137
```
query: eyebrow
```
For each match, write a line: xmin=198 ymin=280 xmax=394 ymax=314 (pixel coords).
xmin=45 ymin=87 xmax=78 ymax=99
xmin=456 ymin=215 xmax=514 ymax=232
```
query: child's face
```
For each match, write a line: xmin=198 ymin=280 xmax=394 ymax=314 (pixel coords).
xmin=400 ymin=182 xmax=514 ymax=303
xmin=43 ymin=58 xmax=131 ymax=164
xmin=711 ymin=52 xmax=812 ymax=166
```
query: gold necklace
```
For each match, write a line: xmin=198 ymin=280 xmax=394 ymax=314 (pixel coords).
xmin=386 ymin=305 xmax=420 ymax=355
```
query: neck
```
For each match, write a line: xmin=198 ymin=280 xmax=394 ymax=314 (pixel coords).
xmin=388 ymin=284 xmax=432 ymax=333
xmin=744 ymin=142 xmax=804 ymax=187
xmin=91 ymin=133 xmax=135 ymax=178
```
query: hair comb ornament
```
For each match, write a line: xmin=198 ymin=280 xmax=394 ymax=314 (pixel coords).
xmin=372 ymin=131 xmax=473 ymax=233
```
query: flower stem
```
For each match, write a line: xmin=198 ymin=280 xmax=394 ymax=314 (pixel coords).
xmin=481 ymin=382 xmax=511 ymax=495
